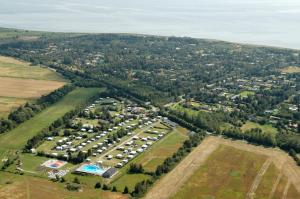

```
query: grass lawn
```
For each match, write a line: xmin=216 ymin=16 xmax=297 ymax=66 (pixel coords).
xmin=239 ymin=91 xmax=255 ymax=98
xmin=133 ymin=126 xmax=188 ymax=172
xmin=241 ymin=121 xmax=278 ymax=136
xmin=172 ymin=145 xmax=267 ymax=199
xmin=0 ymin=88 xmax=101 ymax=152
xmin=110 ymin=126 xmax=188 ymax=192
xmin=112 ymin=173 xmax=151 ymax=192
xmin=171 ymin=103 xmax=200 ymax=117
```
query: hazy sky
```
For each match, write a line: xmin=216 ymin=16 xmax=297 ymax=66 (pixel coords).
xmin=0 ymin=0 xmax=300 ymax=49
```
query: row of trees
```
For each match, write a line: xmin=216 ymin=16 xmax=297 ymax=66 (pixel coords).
xmin=0 ymin=85 xmax=75 ymax=134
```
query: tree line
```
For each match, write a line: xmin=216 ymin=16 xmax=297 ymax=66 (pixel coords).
xmin=0 ymin=85 xmax=75 ymax=134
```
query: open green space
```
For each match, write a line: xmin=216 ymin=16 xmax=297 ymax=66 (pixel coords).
xmin=0 ymin=88 xmax=101 ymax=151
xmin=111 ymin=126 xmax=188 ymax=192
xmin=172 ymin=145 xmax=267 ymax=199
xmin=239 ymin=91 xmax=255 ymax=98
xmin=133 ymin=126 xmax=188 ymax=171
xmin=241 ymin=121 xmax=278 ymax=135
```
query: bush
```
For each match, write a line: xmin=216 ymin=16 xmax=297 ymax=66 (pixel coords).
xmin=123 ymin=186 xmax=129 ymax=194
xmin=102 ymin=184 xmax=111 ymax=190
xmin=73 ymin=177 xmax=80 ymax=184
xmin=66 ymin=183 xmax=81 ymax=191
xmin=112 ymin=186 xmax=117 ymax=192
xmin=94 ymin=182 xmax=101 ymax=189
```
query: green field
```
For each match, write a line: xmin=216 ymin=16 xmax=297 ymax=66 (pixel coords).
xmin=241 ymin=121 xmax=278 ymax=135
xmin=239 ymin=91 xmax=255 ymax=98
xmin=111 ymin=126 xmax=188 ymax=192
xmin=0 ymin=88 xmax=101 ymax=163
xmin=133 ymin=127 xmax=188 ymax=171
xmin=172 ymin=145 xmax=267 ymax=199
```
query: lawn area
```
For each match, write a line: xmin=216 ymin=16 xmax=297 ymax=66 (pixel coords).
xmin=172 ymin=145 xmax=267 ymax=199
xmin=171 ymin=103 xmax=200 ymax=117
xmin=111 ymin=126 xmax=188 ymax=192
xmin=133 ymin=126 xmax=188 ymax=172
xmin=239 ymin=91 xmax=255 ymax=98
xmin=0 ymin=87 xmax=101 ymax=151
xmin=111 ymin=174 xmax=151 ymax=192
xmin=241 ymin=121 xmax=278 ymax=135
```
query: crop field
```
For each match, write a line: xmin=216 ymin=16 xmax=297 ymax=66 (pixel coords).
xmin=0 ymin=76 xmax=66 ymax=98
xmin=0 ymin=97 xmax=28 ymax=118
xmin=145 ymin=136 xmax=300 ymax=199
xmin=0 ymin=56 xmax=67 ymax=117
xmin=0 ymin=88 xmax=100 ymax=153
xmin=0 ymin=56 xmax=65 ymax=81
xmin=241 ymin=121 xmax=278 ymax=135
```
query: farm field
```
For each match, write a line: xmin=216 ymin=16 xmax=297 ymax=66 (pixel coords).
xmin=241 ymin=121 xmax=278 ymax=135
xmin=145 ymin=136 xmax=300 ymax=199
xmin=172 ymin=145 xmax=267 ymax=199
xmin=0 ymin=97 xmax=28 ymax=118
xmin=0 ymin=56 xmax=67 ymax=117
xmin=0 ymin=76 xmax=66 ymax=98
xmin=280 ymin=66 xmax=300 ymax=74
xmin=0 ymin=87 xmax=101 ymax=165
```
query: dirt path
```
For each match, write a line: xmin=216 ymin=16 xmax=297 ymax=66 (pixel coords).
xmin=144 ymin=136 xmax=300 ymax=199
xmin=246 ymin=158 xmax=272 ymax=199
xmin=144 ymin=136 xmax=221 ymax=199
xmin=269 ymin=172 xmax=283 ymax=199
xmin=282 ymin=180 xmax=291 ymax=199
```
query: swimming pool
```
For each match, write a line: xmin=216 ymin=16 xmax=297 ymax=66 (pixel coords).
xmin=76 ymin=164 xmax=106 ymax=176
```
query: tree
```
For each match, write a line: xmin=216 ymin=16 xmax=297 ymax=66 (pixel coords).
xmin=123 ymin=186 xmax=129 ymax=194
xmin=102 ymin=184 xmax=110 ymax=190
xmin=73 ymin=177 xmax=80 ymax=184
xmin=112 ymin=186 xmax=117 ymax=192
xmin=94 ymin=182 xmax=101 ymax=189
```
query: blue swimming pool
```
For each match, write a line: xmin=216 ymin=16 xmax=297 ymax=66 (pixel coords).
xmin=76 ymin=164 xmax=106 ymax=175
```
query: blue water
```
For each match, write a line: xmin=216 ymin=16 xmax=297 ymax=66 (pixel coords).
xmin=78 ymin=164 xmax=105 ymax=175
xmin=0 ymin=0 xmax=300 ymax=49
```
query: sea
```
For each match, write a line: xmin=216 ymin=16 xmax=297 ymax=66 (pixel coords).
xmin=0 ymin=0 xmax=300 ymax=49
